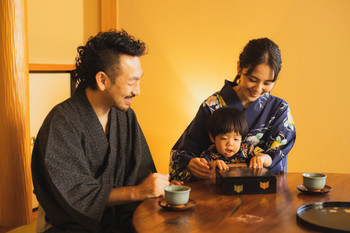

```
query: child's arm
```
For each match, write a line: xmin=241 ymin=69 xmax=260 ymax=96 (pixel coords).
xmin=208 ymin=160 xmax=229 ymax=170
xmin=249 ymin=153 xmax=272 ymax=168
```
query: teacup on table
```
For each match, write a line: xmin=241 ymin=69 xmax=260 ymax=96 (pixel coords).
xmin=303 ymin=173 xmax=326 ymax=191
xmin=164 ymin=185 xmax=191 ymax=206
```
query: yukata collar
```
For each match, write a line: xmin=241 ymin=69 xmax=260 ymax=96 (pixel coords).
xmin=70 ymin=90 xmax=113 ymax=158
xmin=243 ymin=91 xmax=270 ymax=128
xmin=219 ymin=80 xmax=245 ymax=111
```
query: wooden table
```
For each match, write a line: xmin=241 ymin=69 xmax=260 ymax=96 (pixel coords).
xmin=133 ymin=173 xmax=350 ymax=233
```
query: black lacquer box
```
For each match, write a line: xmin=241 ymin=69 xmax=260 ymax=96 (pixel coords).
xmin=216 ymin=167 xmax=276 ymax=195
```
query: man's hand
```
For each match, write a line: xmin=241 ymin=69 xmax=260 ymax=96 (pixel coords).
xmin=188 ymin=158 xmax=213 ymax=179
xmin=136 ymin=173 xmax=170 ymax=199
xmin=107 ymin=173 xmax=171 ymax=206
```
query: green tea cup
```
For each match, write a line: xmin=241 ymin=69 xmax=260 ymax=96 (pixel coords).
xmin=303 ymin=173 xmax=326 ymax=191
xmin=164 ymin=185 xmax=191 ymax=205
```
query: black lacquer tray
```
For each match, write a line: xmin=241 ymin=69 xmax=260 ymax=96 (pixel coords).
xmin=297 ymin=202 xmax=350 ymax=232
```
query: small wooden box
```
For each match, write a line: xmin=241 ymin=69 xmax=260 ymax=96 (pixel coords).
xmin=216 ymin=167 xmax=276 ymax=195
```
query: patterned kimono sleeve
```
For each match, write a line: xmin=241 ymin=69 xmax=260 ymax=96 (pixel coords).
xmin=240 ymin=143 xmax=264 ymax=165
xmin=169 ymin=150 xmax=197 ymax=182
xmin=200 ymin=144 xmax=217 ymax=162
xmin=168 ymin=106 xmax=210 ymax=182
xmin=264 ymin=104 xmax=296 ymax=173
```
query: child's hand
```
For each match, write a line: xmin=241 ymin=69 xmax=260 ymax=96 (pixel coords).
xmin=249 ymin=153 xmax=272 ymax=168
xmin=208 ymin=160 xmax=229 ymax=170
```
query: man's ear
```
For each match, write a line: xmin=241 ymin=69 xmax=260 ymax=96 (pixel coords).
xmin=237 ymin=61 xmax=242 ymax=75
xmin=95 ymin=71 xmax=110 ymax=91
xmin=209 ymin=133 xmax=215 ymax=143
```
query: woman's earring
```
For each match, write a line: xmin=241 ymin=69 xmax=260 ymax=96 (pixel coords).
xmin=236 ymin=75 xmax=241 ymax=84
xmin=234 ymin=75 xmax=241 ymax=84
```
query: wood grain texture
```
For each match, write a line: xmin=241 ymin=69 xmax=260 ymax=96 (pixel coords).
xmin=133 ymin=173 xmax=350 ymax=233
xmin=100 ymin=0 xmax=117 ymax=31
xmin=0 ymin=0 xmax=33 ymax=227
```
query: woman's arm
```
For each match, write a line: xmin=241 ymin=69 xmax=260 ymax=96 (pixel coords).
xmin=169 ymin=94 xmax=224 ymax=181
xmin=261 ymin=104 xmax=296 ymax=173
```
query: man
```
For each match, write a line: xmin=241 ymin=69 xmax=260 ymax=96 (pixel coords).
xmin=32 ymin=30 xmax=173 ymax=232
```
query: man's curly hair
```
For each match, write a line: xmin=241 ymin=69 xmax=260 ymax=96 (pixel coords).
xmin=72 ymin=29 xmax=146 ymax=91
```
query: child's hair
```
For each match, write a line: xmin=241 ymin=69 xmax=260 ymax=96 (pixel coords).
xmin=206 ymin=107 xmax=248 ymax=139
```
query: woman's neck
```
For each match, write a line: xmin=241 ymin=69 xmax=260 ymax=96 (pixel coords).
xmin=233 ymin=85 xmax=251 ymax=109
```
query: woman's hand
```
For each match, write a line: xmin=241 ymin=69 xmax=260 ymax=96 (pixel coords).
xmin=188 ymin=158 xmax=213 ymax=179
xmin=249 ymin=153 xmax=272 ymax=168
xmin=170 ymin=180 xmax=183 ymax=186
xmin=208 ymin=160 xmax=229 ymax=171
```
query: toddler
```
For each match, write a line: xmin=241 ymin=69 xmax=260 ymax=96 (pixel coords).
xmin=201 ymin=107 xmax=272 ymax=170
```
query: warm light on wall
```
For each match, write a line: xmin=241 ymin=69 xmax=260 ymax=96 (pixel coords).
xmin=119 ymin=0 xmax=350 ymax=174
xmin=27 ymin=0 xmax=350 ymax=175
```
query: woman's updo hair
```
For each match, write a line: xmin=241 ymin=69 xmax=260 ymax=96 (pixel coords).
xmin=236 ymin=38 xmax=282 ymax=82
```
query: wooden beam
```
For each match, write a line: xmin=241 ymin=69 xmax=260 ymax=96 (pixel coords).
xmin=0 ymin=0 xmax=32 ymax=227
xmin=100 ymin=0 xmax=117 ymax=31
xmin=29 ymin=64 xmax=75 ymax=72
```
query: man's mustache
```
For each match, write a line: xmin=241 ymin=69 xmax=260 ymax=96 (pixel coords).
xmin=125 ymin=94 xmax=135 ymax=99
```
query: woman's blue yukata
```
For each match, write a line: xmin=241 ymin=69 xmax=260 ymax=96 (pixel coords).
xmin=169 ymin=80 xmax=296 ymax=182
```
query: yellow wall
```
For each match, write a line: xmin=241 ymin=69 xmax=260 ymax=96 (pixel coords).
xmin=27 ymin=0 xmax=84 ymax=64
xmin=28 ymin=0 xmax=350 ymax=175
xmin=27 ymin=0 xmax=101 ymax=62
xmin=118 ymin=0 xmax=350 ymax=174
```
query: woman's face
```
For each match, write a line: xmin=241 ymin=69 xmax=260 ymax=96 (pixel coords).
xmin=234 ymin=63 xmax=275 ymax=107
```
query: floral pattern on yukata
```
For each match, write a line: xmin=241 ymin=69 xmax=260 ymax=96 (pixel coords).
xmin=203 ymin=93 xmax=227 ymax=112
xmin=246 ymin=105 xmax=295 ymax=153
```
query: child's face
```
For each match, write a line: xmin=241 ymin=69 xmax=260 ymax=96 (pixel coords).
xmin=210 ymin=131 xmax=242 ymax=158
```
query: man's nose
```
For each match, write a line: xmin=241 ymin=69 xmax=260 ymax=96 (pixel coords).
xmin=132 ymin=81 xmax=140 ymax=96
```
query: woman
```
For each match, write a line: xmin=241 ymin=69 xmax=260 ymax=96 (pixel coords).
xmin=170 ymin=38 xmax=296 ymax=182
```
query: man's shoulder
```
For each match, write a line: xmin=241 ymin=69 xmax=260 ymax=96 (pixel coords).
xmin=51 ymin=97 xmax=79 ymax=118
xmin=41 ymin=95 xmax=84 ymax=132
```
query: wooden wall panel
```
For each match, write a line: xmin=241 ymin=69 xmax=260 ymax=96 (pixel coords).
xmin=0 ymin=0 xmax=33 ymax=227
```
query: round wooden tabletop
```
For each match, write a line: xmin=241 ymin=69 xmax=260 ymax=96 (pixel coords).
xmin=133 ymin=173 xmax=350 ymax=233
